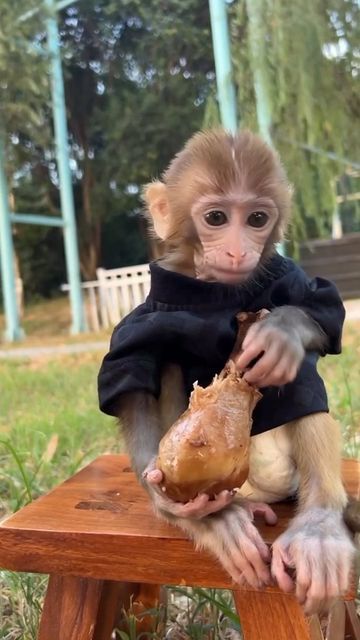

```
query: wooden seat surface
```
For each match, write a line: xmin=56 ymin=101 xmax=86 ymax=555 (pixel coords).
xmin=0 ymin=455 xmax=358 ymax=591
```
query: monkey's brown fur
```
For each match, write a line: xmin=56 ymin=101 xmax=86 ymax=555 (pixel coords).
xmin=110 ymin=129 xmax=357 ymax=615
xmin=144 ymin=130 xmax=292 ymax=266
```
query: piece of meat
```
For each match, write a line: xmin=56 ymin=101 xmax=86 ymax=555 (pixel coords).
xmin=157 ymin=312 xmax=265 ymax=502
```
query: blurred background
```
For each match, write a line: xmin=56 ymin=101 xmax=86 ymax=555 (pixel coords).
xmin=0 ymin=2 xmax=359 ymax=638
xmin=0 ymin=0 xmax=359 ymax=340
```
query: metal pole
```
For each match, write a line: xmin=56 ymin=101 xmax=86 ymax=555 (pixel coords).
xmin=208 ymin=0 xmax=238 ymax=133
xmin=246 ymin=0 xmax=286 ymax=254
xmin=10 ymin=213 xmax=64 ymax=227
xmin=245 ymin=0 xmax=272 ymax=145
xmin=45 ymin=0 xmax=86 ymax=333
xmin=0 ymin=139 xmax=24 ymax=341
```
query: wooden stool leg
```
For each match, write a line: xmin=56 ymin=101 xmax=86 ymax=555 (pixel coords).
xmin=326 ymin=600 xmax=346 ymax=640
xmin=233 ymin=590 xmax=313 ymax=640
xmin=94 ymin=581 xmax=127 ymax=640
xmin=308 ymin=615 xmax=324 ymax=639
xmin=115 ymin=583 xmax=166 ymax=635
xmin=345 ymin=601 xmax=360 ymax=640
xmin=39 ymin=577 xmax=164 ymax=640
xmin=38 ymin=575 xmax=109 ymax=640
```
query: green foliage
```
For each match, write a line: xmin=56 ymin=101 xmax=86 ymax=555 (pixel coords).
xmin=0 ymin=1 xmax=50 ymax=140
xmin=4 ymin=0 xmax=215 ymax=291
xmin=2 ymin=0 xmax=360 ymax=298
xmin=231 ymin=0 xmax=360 ymax=244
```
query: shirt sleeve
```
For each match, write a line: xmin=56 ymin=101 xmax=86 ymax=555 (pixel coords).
xmin=266 ymin=262 xmax=345 ymax=355
xmin=97 ymin=307 xmax=164 ymax=416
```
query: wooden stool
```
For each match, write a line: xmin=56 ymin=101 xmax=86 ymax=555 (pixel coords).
xmin=0 ymin=454 xmax=358 ymax=640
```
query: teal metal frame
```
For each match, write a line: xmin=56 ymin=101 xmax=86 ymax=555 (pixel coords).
xmin=0 ymin=141 xmax=24 ymax=341
xmin=209 ymin=0 xmax=273 ymax=146
xmin=45 ymin=0 xmax=85 ymax=334
xmin=1 ymin=0 xmax=280 ymax=341
xmin=246 ymin=0 xmax=272 ymax=145
xmin=208 ymin=0 xmax=285 ymax=255
xmin=0 ymin=0 xmax=85 ymax=341
xmin=208 ymin=0 xmax=238 ymax=133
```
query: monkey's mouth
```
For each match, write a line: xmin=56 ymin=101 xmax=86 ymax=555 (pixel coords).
xmin=212 ymin=267 xmax=252 ymax=284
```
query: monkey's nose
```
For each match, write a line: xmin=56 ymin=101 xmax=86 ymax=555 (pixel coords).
xmin=227 ymin=250 xmax=247 ymax=264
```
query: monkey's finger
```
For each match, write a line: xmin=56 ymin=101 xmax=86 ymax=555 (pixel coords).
xmin=145 ymin=469 xmax=163 ymax=484
xmin=183 ymin=491 xmax=234 ymax=518
xmin=294 ymin=552 xmax=314 ymax=606
xmin=235 ymin=341 xmax=266 ymax=372
xmin=219 ymin=511 xmax=271 ymax=587
xmin=238 ymin=542 xmax=272 ymax=588
xmin=298 ymin=538 xmax=329 ymax=613
xmin=253 ymin=355 xmax=296 ymax=388
xmin=201 ymin=490 xmax=235 ymax=515
xmin=304 ymin=540 xmax=351 ymax=613
xmin=241 ymin=323 xmax=263 ymax=350
xmin=215 ymin=552 xmax=246 ymax=587
xmin=174 ymin=493 xmax=210 ymax=517
xmin=271 ymin=544 xmax=295 ymax=593
xmin=242 ymin=346 xmax=280 ymax=384
xmin=333 ymin=539 xmax=353 ymax=596
xmin=208 ymin=519 xmax=261 ymax=587
xmin=228 ymin=540 xmax=269 ymax=588
xmin=247 ymin=502 xmax=278 ymax=526
xmin=320 ymin=538 xmax=346 ymax=602
xmin=242 ymin=520 xmax=271 ymax=564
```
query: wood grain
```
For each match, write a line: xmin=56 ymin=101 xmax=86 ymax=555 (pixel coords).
xmin=345 ymin=601 xmax=360 ymax=639
xmin=38 ymin=575 xmax=104 ymax=640
xmin=326 ymin=600 xmax=346 ymax=640
xmin=0 ymin=455 xmax=357 ymax=593
xmin=233 ymin=590 xmax=313 ymax=640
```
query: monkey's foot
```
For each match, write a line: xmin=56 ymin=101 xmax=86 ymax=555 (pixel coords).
xmin=271 ymin=507 xmax=355 ymax=614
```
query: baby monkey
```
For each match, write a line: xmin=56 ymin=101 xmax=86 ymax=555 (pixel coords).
xmin=98 ymin=129 xmax=355 ymax=615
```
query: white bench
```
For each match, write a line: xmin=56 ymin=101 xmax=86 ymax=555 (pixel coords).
xmin=96 ymin=264 xmax=150 ymax=327
xmin=61 ymin=264 xmax=151 ymax=331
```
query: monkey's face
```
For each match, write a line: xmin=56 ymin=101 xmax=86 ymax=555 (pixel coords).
xmin=144 ymin=130 xmax=291 ymax=281
xmin=190 ymin=191 xmax=279 ymax=284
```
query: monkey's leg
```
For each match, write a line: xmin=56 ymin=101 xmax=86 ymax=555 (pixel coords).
xmin=271 ymin=412 xmax=355 ymax=615
xmin=238 ymin=425 xmax=299 ymax=503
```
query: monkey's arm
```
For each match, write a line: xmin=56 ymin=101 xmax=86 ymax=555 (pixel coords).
xmin=236 ymin=271 xmax=345 ymax=387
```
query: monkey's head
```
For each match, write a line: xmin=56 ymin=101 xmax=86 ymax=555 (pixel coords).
xmin=144 ymin=129 xmax=292 ymax=283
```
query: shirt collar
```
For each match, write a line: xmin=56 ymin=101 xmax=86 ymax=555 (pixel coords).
xmin=148 ymin=253 xmax=289 ymax=309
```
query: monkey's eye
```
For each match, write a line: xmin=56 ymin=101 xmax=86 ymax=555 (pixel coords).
xmin=204 ymin=210 xmax=228 ymax=226
xmin=247 ymin=211 xmax=269 ymax=228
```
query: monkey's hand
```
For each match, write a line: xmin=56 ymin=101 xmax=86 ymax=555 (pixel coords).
xmin=144 ymin=462 xmax=278 ymax=589
xmin=235 ymin=306 xmax=327 ymax=388
xmin=142 ymin=459 xmax=236 ymax=519
xmin=271 ymin=507 xmax=355 ymax=615
xmin=172 ymin=498 xmax=277 ymax=589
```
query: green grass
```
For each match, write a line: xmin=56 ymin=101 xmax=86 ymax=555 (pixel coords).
xmin=0 ymin=350 xmax=121 ymax=639
xmin=319 ymin=321 xmax=360 ymax=458
xmin=0 ymin=352 xmax=118 ymax=516
xmin=0 ymin=296 xmax=111 ymax=348
xmin=0 ymin=319 xmax=359 ymax=639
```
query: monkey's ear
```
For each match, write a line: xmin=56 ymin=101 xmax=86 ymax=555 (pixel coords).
xmin=143 ymin=181 xmax=171 ymax=240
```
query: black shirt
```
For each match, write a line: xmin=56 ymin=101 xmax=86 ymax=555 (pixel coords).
xmin=98 ymin=254 xmax=345 ymax=435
